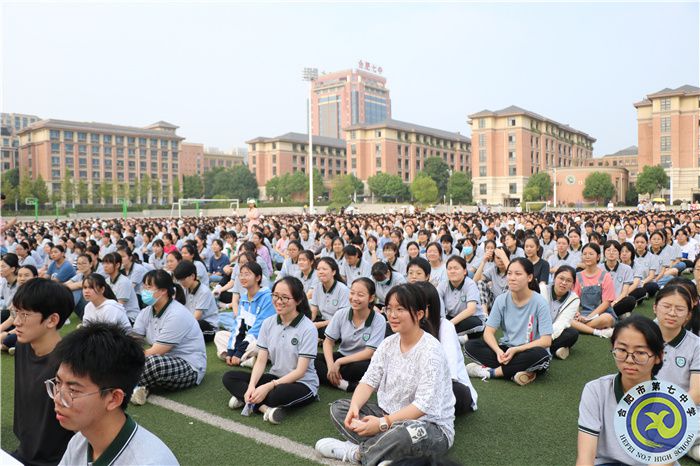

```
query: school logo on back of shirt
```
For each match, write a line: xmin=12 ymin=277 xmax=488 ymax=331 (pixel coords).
xmin=614 ymin=380 xmax=698 ymax=464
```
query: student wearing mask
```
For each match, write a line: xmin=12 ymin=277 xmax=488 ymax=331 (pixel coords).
xmin=130 ymin=270 xmax=207 ymax=406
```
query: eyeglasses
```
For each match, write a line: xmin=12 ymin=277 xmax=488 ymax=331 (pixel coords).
xmin=555 ymin=276 xmax=574 ymax=285
xmin=656 ymin=303 xmax=689 ymax=316
xmin=271 ymin=293 xmax=292 ymax=304
xmin=44 ymin=377 xmax=114 ymax=408
xmin=385 ymin=307 xmax=409 ymax=317
xmin=611 ymin=348 xmax=653 ymax=365
xmin=14 ymin=311 xmax=38 ymax=324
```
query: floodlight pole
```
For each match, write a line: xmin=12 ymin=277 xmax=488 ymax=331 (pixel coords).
xmin=303 ymin=67 xmax=318 ymax=214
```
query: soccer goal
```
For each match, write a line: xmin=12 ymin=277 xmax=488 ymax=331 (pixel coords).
xmin=169 ymin=198 xmax=240 ymax=218
xmin=525 ymin=201 xmax=549 ymax=213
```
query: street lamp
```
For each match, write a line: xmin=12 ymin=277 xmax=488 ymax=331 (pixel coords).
xmin=302 ymin=67 xmax=318 ymax=214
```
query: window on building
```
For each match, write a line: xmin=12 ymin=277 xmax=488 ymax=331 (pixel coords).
xmin=92 ymin=146 xmax=99 ymax=155
xmin=115 ymin=136 xmax=124 ymax=145
xmin=103 ymin=134 xmax=112 ymax=144
xmin=77 ymin=132 xmax=87 ymax=142
xmin=508 ymin=133 xmax=515 ymax=145
xmin=509 ymin=166 xmax=516 ymax=176
xmin=660 ymin=98 xmax=671 ymax=111
xmin=509 ymin=118 xmax=516 ymax=126
xmin=65 ymin=143 xmax=74 ymax=154
xmin=478 ymin=149 xmax=486 ymax=163
xmin=480 ymin=184 xmax=487 ymax=195
xmin=479 ymin=119 xmax=485 ymax=129
xmin=51 ymin=143 xmax=60 ymax=154
xmin=104 ymin=147 xmax=112 ymax=156
xmin=92 ymin=159 xmax=100 ymax=168
xmin=64 ymin=131 xmax=74 ymax=141
xmin=128 ymin=137 xmax=136 ymax=145
xmin=509 ymin=183 xmax=517 ymax=194
xmin=90 ymin=133 xmax=99 ymax=143
xmin=661 ymin=116 xmax=671 ymax=133
xmin=508 ymin=151 xmax=516 ymax=161
xmin=479 ymin=166 xmax=486 ymax=177
xmin=661 ymin=136 xmax=671 ymax=151
xmin=478 ymin=134 xmax=485 ymax=147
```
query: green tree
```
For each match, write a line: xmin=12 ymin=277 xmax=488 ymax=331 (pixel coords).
xmin=636 ymin=165 xmax=670 ymax=196
xmin=411 ymin=175 xmax=439 ymax=204
xmin=625 ymin=183 xmax=639 ymax=206
xmin=33 ymin=176 xmax=49 ymax=205
xmin=446 ymin=171 xmax=473 ymax=204
xmin=423 ymin=157 xmax=450 ymax=198
xmin=172 ymin=177 xmax=181 ymax=201
xmin=312 ymin=169 xmax=326 ymax=200
xmin=1 ymin=168 xmax=19 ymax=210
xmin=522 ymin=172 xmax=552 ymax=202
xmin=582 ymin=172 xmax=615 ymax=204
xmin=129 ymin=181 xmax=139 ymax=204
xmin=265 ymin=176 xmax=282 ymax=201
xmin=116 ymin=182 xmax=128 ymax=202
xmin=92 ymin=181 xmax=102 ymax=204
xmin=203 ymin=169 xmax=221 ymax=198
xmin=330 ymin=174 xmax=363 ymax=207
xmin=183 ymin=175 xmax=204 ymax=199
xmin=77 ymin=180 xmax=88 ymax=205
xmin=18 ymin=170 xmax=33 ymax=205
xmin=101 ymin=181 xmax=113 ymax=205
xmin=62 ymin=170 xmax=75 ymax=207
xmin=139 ymin=175 xmax=150 ymax=204
xmin=367 ymin=173 xmax=409 ymax=201
xmin=150 ymin=178 xmax=161 ymax=204
xmin=211 ymin=166 xmax=258 ymax=201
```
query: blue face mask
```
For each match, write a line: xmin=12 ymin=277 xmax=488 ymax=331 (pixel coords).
xmin=142 ymin=289 xmax=158 ymax=306
xmin=464 ymin=246 xmax=474 ymax=256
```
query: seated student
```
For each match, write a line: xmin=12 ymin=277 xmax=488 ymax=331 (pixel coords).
xmin=464 ymin=258 xmax=553 ymax=386
xmin=544 ymin=266 xmax=581 ymax=360
xmin=130 ymin=270 xmax=207 ymax=406
xmin=297 ymin=250 xmax=318 ymax=299
xmin=11 ymin=278 xmax=75 ymax=466
xmin=82 ymin=273 xmax=132 ymax=332
xmin=51 ymin=323 xmax=178 ymax=466
xmin=619 ymin=242 xmax=648 ymax=304
xmin=315 ymin=283 xmax=455 ymax=465
xmin=634 ymin=233 xmax=660 ymax=299
xmin=46 ymin=245 xmax=76 ymax=283
xmin=279 ymin=240 xmax=303 ymax=279
xmin=173 ymin=261 xmax=219 ymax=342
xmin=214 ymin=262 xmax=274 ymax=365
xmin=316 ymin=278 xmax=386 ymax=392
xmin=570 ymin=243 xmax=617 ymax=339
xmin=1 ymin=264 xmax=38 ymax=355
xmin=223 ymin=276 xmax=319 ymax=425
xmin=523 ymin=236 xmax=548 ymax=291
xmin=208 ymin=239 xmax=230 ymax=283
xmin=148 ymin=239 xmax=167 ymax=270
xmin=310 ymin=257 xmax=350 ymax=336
xmin=600 ymin=240 xmax=636 ymax=319
xmin=651 ymin=284 xmax=700 ymax=461
xmin=370 ymin=261 xmax=406 ymax=310
xmin=425 ymin=242 xmax=448 ymax=290
xmin=439 ymin=255 xmax=486 ymax=342
xmin=576 ymin=316 xmax=665 ymax=465
xmin=340 ymin=245 xmax=371 ymax=285
xmin=65 ymin=254 xmax=94 ymax=321
xmin=102 ymin=252 xmax=141 ymax=324
xmin=548 ymin=235 xmax=578 ymax=276
xmin=118 ymin=246 xmax=147 ymax=308
xmin=473 ymin=243 xmax=510 ymax=314
xmin=181 ymin=244 xmax=210 ymax=288
xmin=382 ymin=241 xmax=407 ymax=277
xmin=0 ymin=253 xmax=20 ymax=324
xmin=414 ymin=280 xmax=478 ymax=416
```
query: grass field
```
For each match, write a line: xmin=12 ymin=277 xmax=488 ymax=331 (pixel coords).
xmin=1 ymin=300 xmax=696 ymax=466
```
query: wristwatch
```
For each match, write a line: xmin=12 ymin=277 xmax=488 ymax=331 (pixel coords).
xmin=379 ymin=416 xmax=389 ymax=432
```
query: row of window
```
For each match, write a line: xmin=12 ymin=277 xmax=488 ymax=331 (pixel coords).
xmin=50 ymin=143 xmax=178 ymax=159
xmin=48 ymin=130 xmax=178 ymax=149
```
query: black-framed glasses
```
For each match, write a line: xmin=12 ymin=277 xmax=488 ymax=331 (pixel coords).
xmin=271 ymin=293 xmax=292 ymax=305
xmin=44 ymin=377 xmax=114 ymax=408
xmin=611 ymin=348 xmax=653 ymax=365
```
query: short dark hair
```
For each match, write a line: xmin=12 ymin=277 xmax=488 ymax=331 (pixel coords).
xmin=173 ymin=260 xmax=198 ymax=280
xmin=611 ymin=315 xmax=664 ymax=376
xmin=52 ymin=323 xmax=145 ymax=409
xmin=407 ymin=257 xmax=431 ymax=277
xmin=12 ymin=278 xmax=74 ymax=328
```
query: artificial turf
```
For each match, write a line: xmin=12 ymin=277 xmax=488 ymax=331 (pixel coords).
xmin=1 ymin=300 xmax=696 ymax=465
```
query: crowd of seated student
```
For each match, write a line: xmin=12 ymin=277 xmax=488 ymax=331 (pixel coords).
xmin=6 ymin=206 xmax=700 ymax=464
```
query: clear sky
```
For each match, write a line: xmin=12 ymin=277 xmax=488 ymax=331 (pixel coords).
xmin=2 ymin=1 xmax=698 ymax=156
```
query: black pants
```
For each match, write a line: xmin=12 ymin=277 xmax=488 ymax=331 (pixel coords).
xmin=453 ymin=316 xmax=485 ymax=340
xmin=612 ymin=296 xmax=636 ymax=318
xmin=453 ymin=380 xmax=474 ymax=416
xmin=550 ymin=328 xmax=579 ymax=354
xmin=198 ymin=319 xmax=216 ymax=343
xmin=1 ymin=309 xmax=9 ymax=322
xmin=644 ymin=282 xmax=660 ymax=298
xmin=222 ymin=371 xmax=316 ymax=410
xmin=629 ymin=287 xmax=647 ymax=303
xmin=463 ymin=339 xmax=551 ymax=380
xmin=315 ymin=352 xmax=370 ymax=391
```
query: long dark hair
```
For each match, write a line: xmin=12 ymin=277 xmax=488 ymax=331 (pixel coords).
xmin=82 ymin=273 xmax=117 ymax=301
xmin=272 ymin=277 xmax=311 ymax=318
xmin=410 ymin=281 xmax=440 ymax=338
xmin=142 ymin=269 xmax=185 ymax=304
xmin=316 ymin=257 xmax=345 ymax=285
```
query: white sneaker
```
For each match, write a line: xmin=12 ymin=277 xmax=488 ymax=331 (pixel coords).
xmin=466 ymin=363 xmax=490 ymax=380
xmin=337 ymin=379 xmax=350 ymax=391
xmin=458 ymin=334 xmax=469 ymax=345
xmin=315 ymin=438 xmax=359 ymax=463
xmin=65 ymin=318 xmax=71 ymax=325
xmin=240 ymin=356 xmax=257 ymax=368
xmin=228 ymin=395 xmax=244 ymax=409
xmin=131 ymin=386 xmax=149 ymax=406
xmin=8 ymin=347 xmax=15 ymax=356
xmin=263 ymin=406 xmax=285 ymax=424
xmin=555 ymin=347 xmax=570 ymax=360
xmin=513 ymin=371 xmax=537 ymax=386
xmin=598 ymin=328 xmax=614 ymax=339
